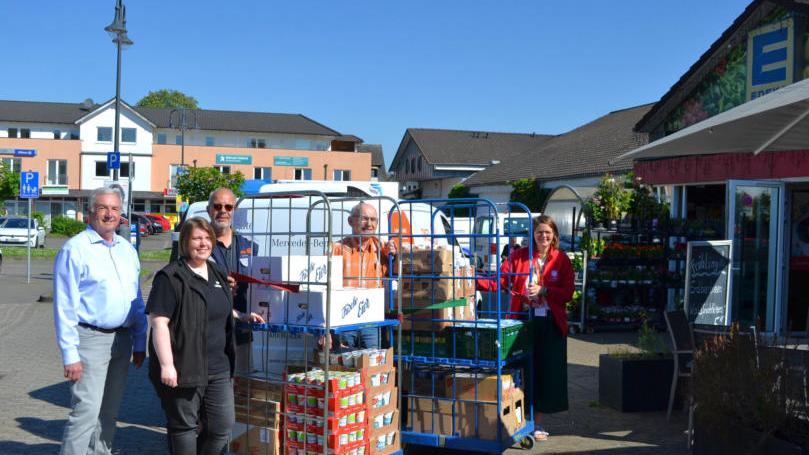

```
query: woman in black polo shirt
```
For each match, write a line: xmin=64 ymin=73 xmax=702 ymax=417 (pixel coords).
xmin=146 ymin=217 xmax=263 ymax=455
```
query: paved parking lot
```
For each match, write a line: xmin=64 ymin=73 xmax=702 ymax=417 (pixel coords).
xmin=0 ymin=237 xmax=689 ymax=454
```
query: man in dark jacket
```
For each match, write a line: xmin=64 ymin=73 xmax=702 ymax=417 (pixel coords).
xmin=206 ymin=187 xmax=257 ymax=373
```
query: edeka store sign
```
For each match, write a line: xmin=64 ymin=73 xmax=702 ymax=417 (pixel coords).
xmin=216 ymin=154 xmax=252 ymax=165
xmin=747 ymin=18 xmax=794 ymax=100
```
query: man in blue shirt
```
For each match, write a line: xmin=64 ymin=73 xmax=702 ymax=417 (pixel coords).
xmin=53 ymin=186 xmax=147 ymax=455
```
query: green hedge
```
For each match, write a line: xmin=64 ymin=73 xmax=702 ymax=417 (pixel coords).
xmin=51 ymin=216 xmax=86 ymax=237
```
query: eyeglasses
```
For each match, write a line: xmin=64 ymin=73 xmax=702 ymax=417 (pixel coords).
xmin=212 ymin=203 xmax=234 ymax=212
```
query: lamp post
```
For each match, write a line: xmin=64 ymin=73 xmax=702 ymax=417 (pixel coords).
xmin=104 ymin=0 xmax=133 ymax=215
xmin=170 ymin=108 xmax=198 ymax=167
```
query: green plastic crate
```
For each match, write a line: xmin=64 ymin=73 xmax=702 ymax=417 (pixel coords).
xmin=396 ymin=330 xmax=450 ymax=357
xmin=452 ymin=319 xmax=530 ymax=361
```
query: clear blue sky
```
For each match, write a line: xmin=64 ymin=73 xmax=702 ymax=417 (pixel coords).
xmin=0 ymin=0 xmax=751 ymax=168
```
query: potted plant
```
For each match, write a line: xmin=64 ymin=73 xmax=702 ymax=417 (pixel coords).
xmin=692 ymin=326 xmax=809 ymax=454
xmin=599 ymin=322 xmax=673 ymax=412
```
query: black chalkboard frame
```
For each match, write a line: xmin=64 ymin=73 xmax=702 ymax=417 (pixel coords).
xmin=684 ymin=240 xmax=733 ymax=327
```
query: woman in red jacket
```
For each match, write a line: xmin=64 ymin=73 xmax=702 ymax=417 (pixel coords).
xmin=478 ymin=215 xmax=574 ymax=440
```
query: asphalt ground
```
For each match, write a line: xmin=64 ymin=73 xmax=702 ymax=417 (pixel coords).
xmin=0 ymin=234 xmax=690 ymax=454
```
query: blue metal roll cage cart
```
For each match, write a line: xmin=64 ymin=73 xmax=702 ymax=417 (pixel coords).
xmin=396 ymin=198 xmax=537 ymax=453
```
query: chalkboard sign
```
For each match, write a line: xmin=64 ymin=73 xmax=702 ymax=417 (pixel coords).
xmin=685 ymin=240 xmax=733 ymax=326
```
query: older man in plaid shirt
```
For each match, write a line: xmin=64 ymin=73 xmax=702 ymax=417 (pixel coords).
xmin=332 ymin=202 xmax=396 ymax=348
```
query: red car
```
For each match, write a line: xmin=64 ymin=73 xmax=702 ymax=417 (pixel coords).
xmin=145 ymin=213 xmax=171 ymax=231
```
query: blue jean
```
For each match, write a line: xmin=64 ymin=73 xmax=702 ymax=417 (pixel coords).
xmin=60 ymin=326 xmax=132 ymax=455
xmin=155 ymin=373 xmax=235 ymax=455
xmin=339 ymin=326 xmax=380 ymax=350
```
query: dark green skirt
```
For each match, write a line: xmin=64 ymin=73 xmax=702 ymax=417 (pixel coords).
xmin=532 ymin=315 xmax=569 ymax=413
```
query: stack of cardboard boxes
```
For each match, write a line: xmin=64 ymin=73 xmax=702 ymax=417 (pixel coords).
xmin=249 ymin=255 xmax=385 ymax=328
xmin=404 ymin=370 xmax=525 ymax=441
xmin=396 ymin=246 xmax=476 ymax=331
xmin=231 ymin=376 xmax=284 ymax=454
xmin=317 ymin=347 xmax=400 ymax=455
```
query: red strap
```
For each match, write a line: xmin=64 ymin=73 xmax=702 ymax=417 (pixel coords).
xmin=229 ymin=272 xmax=300 ymax=293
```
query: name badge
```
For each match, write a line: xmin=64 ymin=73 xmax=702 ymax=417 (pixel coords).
xmin=534 ymin=307 xmax=548 ymax=317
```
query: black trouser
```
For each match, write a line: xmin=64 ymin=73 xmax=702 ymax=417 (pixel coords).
xmin=154 ymin=372 xmax=234 ymax=455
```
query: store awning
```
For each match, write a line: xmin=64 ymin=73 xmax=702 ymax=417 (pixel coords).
xmin=613 ymin=77 xmax=809 ymax=164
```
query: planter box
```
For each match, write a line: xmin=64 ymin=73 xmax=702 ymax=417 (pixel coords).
xmin=693 ymin=415 xmax=809 ymax=455
xmin=598 ymin=353 xmax=673 ymax=412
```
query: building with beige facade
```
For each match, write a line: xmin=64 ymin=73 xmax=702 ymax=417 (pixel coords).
xmin=0 ymin=98 xmax=373 ymax=223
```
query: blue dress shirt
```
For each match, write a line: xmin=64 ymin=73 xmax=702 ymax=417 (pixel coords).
xmin=53 ymin=226 xmax=147 ymax=365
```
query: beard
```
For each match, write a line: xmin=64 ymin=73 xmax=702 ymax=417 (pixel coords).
xmin=211 ymin=218 xmax=231 ymax=232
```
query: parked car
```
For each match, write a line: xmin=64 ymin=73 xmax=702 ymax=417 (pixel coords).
xmin=0 ymin=217 xmax=47 ymax=248
xmin=137 ymin=213 xmax=164 ymax=233
xmin=144 ymin=213 xmax=171 ymax=231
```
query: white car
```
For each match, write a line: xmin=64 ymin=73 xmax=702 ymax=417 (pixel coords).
xmin=0 ymin=217 xmax=46 ymax=248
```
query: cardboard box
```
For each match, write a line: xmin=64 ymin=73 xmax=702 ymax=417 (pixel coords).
xmin=250 ymin=255 xmax=342 ymax=289
xmin=230 ymin=423 xmax=280 ymax=455
xmin=233 ymin=375 xmax=285 ymax=403
xmin=442 ymin=372 xmax=513 ymax=402
xmin=287 ymin=286 xmax=385 ymax=327
xmin=405 ymin=388 xmax=525 ymax=440
xmin=398 ymin=268 xmax=474 ymax=301
xmin=400 ymin=296 xmax=475 ymax=331
xmin=249 ymin=332 xmax=316 ymax=375
xmin=248 ymin=288 xmax=287 ymax=324
xmin=401 ymin=247 xmax=455 ymax=275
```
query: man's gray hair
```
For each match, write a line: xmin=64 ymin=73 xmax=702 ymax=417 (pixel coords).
xmin=88 ymin=186 xmax=123 ymax=214
xmin=208 ymin=187 xmax=236 ymax=206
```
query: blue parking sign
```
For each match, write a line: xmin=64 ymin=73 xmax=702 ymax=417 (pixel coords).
xmin=20 ymin=171 xmax=39 ymax=198
xmin=107 ymin=151 xmax=121 ymax=170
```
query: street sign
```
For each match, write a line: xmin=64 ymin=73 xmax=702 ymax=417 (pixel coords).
xmin=107 ymin=151 xmax=121 ymax=170
xmin=14 ymin=149 xmax=36 ymax=157
xmin=20 ymin=171 xmax=40 ymax=198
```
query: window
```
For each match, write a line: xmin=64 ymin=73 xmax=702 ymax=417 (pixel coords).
xmin=411 ymin=158 xmax=416 ymax=174
xmin=20 ymin=128 xmax=30 ymax=138
xmin=53 ymin=130 xmax=61 ymax=140
xmin=215 ymin=165 xmax=231 ymax=174
xmin=169 ymin=164 xmax=181 ymax=188
xmin=254 ymin=167 xmax=272 ymax=180
xmin=121 ymin=127 xmax=136 ymax=143
xmin=294 ymin=168 xmax=312 ymax=180
xmin=95 ymin=161 xmax=109 ymax=177
xmin=205 ymin=136 xmax=215 ymax=146
xmin=371 ymin=168 xmax=379 ymax=178
xmin=404 ymin=160 xmax=409 ymax=174
xmin=156 ymin=133 xmax=167 ymax=144
xmin=7 ymin=128 xmax=17 ymax=138
xmin=97 ymin=127 xmax=112 ymax=142
xmin=418 ymin=156 xmax=422 ymax=171
xmin=47 ymin=159 xmax=67 ymax=185
xmin=175 ymin=135 xmax=183 ymax=145
xmin=133 ymin=199 xmax=145 ymax=212
xmin=1 ymin=157 xmax=21 ymax=172
xmin=120 ymin=162 xmax=134 ymax=178
xmin=333 ymin=169 xmax=351 ymax=181
xmin=69 ymin=131 xmax=79 ymax=140
xmin=249 ymin=138 xmax=266 ymax=148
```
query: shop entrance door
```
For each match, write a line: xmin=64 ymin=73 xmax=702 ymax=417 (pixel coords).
xmin=727 ymin=180 xmax=785 ymax=333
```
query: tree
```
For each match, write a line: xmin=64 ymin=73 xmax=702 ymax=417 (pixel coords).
xmin=510 ymin=178 xmax=548 ymax=212
xmin=175 ymin=167 xmax=244 ymax=204
xmin=137 ymin=89 xmax=199 ymax=109
xmin=446 ymin=183 xmax=477 ymax=217
xmin=0 ymin=161 xmax=19 ymax=206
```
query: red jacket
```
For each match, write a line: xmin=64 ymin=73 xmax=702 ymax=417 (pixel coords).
xmin=477 ymin=247 xmax=575 ymax=336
